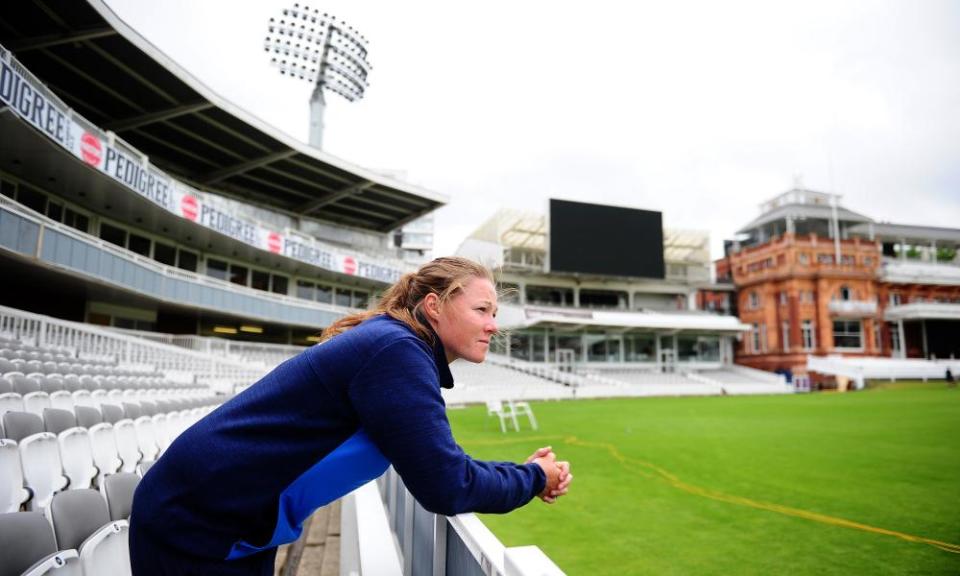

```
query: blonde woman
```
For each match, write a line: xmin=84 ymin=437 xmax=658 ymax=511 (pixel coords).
xmin=130 ymin=256 xmax=572 ymax=575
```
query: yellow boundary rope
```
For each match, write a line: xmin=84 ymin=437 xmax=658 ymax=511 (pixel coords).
xmin=465 ymin=434 xmax=960 ymax=554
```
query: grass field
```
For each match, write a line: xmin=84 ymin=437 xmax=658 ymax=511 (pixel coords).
xmin=446 ymin=383 xmax=960 ymax=575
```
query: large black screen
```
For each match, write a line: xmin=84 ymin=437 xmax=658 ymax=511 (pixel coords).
xmin=549 ymin=199 xmax=665 ymax=278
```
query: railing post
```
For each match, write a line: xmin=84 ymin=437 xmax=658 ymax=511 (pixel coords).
xmin=432 ymin=515 xmax=447 ymax=576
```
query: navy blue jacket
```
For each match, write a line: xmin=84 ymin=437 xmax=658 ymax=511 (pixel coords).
xmin=131 ymin=315 xmax=546 ymax=559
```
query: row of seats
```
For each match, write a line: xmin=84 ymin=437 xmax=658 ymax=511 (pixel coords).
xmin=0 ymin=475 xmax=139 ymax=576
xmin=0 ymin=380 xmax=214 ymax=421
xmin=1 ymin=399 xmax=218 ymax=515
xmin=1 ymin=371 xmax=200 ymax=394
xmin=0 ymin=356 xmax=161 ymax=378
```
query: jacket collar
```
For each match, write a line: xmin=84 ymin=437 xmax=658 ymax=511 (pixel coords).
xmin=412 ymin=310 xmax=455 ymax=389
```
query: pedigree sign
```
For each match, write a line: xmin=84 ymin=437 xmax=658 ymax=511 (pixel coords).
xmin=0 ymin=45 xmax=401 ymax=284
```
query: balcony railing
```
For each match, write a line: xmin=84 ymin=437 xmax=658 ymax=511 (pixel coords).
xmin=0 ymin=197 xmax=358 ymax=328
xmin=827 ymin=300 xmax=878 ymax=316
xmin=880 ymin=258 xmax=960 ymax=285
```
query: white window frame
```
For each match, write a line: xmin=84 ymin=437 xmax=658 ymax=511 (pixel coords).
xmin=802 ymin=320 xmax=815 ymax=350
xmin=782 ymin=321 xmax=790 ymax=351
xmin=832 ymin=319 xmax=864 ymax=351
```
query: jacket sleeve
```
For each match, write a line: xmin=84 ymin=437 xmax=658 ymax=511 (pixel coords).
xmin=347 ymin=338 xmax=546 ymax=516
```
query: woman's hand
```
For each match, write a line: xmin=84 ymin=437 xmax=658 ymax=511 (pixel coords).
xmin=527 ymin=446 xmax=573 ymax=504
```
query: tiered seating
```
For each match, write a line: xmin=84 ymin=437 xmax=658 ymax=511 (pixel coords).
xmin=446 ymin=361 xmax=575 ymax=405
xmin=696 ymin=368 xmax=792 ymax=395
xmin=0 ymin=328 xmax=233 ymax=576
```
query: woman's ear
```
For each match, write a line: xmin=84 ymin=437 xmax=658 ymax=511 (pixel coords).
xmin=422 ymin=292 xmax=441 ymax=321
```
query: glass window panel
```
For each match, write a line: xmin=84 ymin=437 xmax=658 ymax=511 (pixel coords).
xmin=17 ymin=184 xmax=46 ymax=214
xmin=316 ymin=284 xmax=332 ymax=304
xmin=353 ymin=291 xmax=369 ymax=309
xmin=296 ymin=280 xmax=315 ymax=300
xmin=271 ymin=275 xmax=289 ymax=295
xmin=153 ymin=242 xmax=176 ymax=266
xmin=229 ymin=264 xmax=248 ymax=286
xmin=99 ymin=222 xmax=127 ymax=248
xmin=335 ymin=288 xmax=352 ymax=307
xmin=177 ymin=250 xmax=198 ymax=272
xmin=128 ymin=233 xmax=151 ymax=257
xmin=46 ymin=201 xmax=63 ymax=222
xmin=251 ymin=270 xmax=270 ymax=291
xmin=206 ymin=258 xmax=228 ymax=281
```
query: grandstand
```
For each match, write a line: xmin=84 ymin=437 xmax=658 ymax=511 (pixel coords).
xmin=0 ymin=1 xmax=571 ymax=573
xmin=454 ymin=204 xmax=792 ymax=401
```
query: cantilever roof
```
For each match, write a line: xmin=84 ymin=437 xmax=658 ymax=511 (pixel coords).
xmin=737 ymin=203 xmax=873 ymax=235
xmin=0 ymin=0 xmax=446 ymax=232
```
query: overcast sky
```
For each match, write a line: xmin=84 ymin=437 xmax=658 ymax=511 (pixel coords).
xmin=104 ymin=0 xmax=960 ymax=260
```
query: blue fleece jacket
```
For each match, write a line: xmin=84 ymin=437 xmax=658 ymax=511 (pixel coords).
xmin=131 ymin=315 xmax=546 ymax=559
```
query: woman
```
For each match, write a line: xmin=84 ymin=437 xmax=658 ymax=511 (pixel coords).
xmin=129 ymin=257 xmax=572 ymax=575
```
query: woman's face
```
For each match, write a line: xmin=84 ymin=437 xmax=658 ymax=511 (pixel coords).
xmin=430 ymin=277 xmax=499 ymax=364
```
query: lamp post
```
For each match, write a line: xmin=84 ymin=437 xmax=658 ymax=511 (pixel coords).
xmin=264 ymin=3 xmax=371 ymax=149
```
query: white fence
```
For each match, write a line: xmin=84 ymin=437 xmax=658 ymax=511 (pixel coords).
xmin=340 ymin=467 xmax=563 ymax=576
xmin=807 ymin=355 xmax=960 ymax=389
xmin=0 ymin=304 xmax=266 ymax=390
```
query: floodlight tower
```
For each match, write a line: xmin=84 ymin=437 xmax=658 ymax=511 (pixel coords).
xmin=264 ymin=4 xmax=371 ymax=149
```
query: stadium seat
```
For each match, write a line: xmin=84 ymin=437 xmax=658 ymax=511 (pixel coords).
xmin=0 ymin=357 xmax=17 ymax=375
xmin=100 ymin=404 xmax=124 ymax=424
xmin=113 ymin=419 xmax=141 ymax=473
xmin=3 ymin=411 xmax=44 ymax=442
xmin=101 ymin=472 xmax=139 ymax=521
xmin=48 ymin=489 xmax=131 ymax=576
xmin=0 ymin=511 xmax=82 ymax=576
xmin=18 ymin=432 xmax=69 ymax=512
xmin=49 ymin=390 xmax=74 ymax=412
xmin=74 ymin=406 xmax=102 ymax=429
xmin=58 ymin=428 xmax=98 ymax=491
xmin=133 ymin=416 xmax=159 ymax=462
xmin=0 ymin=439 xmax=32 ymax=513
xmin=122 ymin=402 xmax=141 ymax=419
xmin=43 ymin=409 xmax=77 ymax=436
xmin=88 ymin=423 xmax=122 ymax=485
xmin=23 ymin=391 xmax=52 ymax=418
xmin=137 ymin=459 xmax=155 ymax=477
xmin=0 ymin=392 xmax=24 ymax=418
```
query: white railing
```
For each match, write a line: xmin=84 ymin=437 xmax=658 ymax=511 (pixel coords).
xmin=827 ymin=300 xmax=878 ymax=316
xmin=881 ymin=258 xmax=960 ymax=285
xmin=0 ymin=196 xmax=359 ymax=321
xmin=114 ymin=328 xmax=306 ymax=367
xmin=0 ymin=304 xmax=266 ymax=389
xmin=339 ymin=467 xmax=564 ymax=576
xmin=807 ymin=355 xmax=960 ymax=388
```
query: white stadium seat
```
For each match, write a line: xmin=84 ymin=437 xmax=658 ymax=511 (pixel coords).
xmin=88 ymin=423 xmax=122 ymax=485
xmin=113 ymin=420 xmax=142 ymax=474
xmin=18 ymin=432 xmax=69 ymax=512
xmin=1 ymin=438 xmax=32 ymax=513
xmin=58 ymin=428 xmax=98 ymax=491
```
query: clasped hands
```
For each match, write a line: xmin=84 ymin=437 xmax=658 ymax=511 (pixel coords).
xmin=527 ymin=446 xmax=572 ymax=504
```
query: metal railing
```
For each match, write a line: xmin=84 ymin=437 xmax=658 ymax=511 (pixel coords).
xmin=339 ymin=467 xmax=563 ymax=576
xmin=0 ymin=304 xmax=266 ymax=389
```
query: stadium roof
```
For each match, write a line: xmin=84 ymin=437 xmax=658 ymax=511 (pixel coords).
xmin=737 ymin=202 xmax=873 ymax=235
xmin=0 ymin=0 xmax=446 ymax=232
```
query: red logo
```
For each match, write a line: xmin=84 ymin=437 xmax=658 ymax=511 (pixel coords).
xmin=267 ymin=232 xmax=282 ymax=253
xmin=180 ymin=195 xmax=199 ymax=221
xmin=80 ymin=133 xmax=102 ymax=166
xmin=343 ymin=256 xmax=357 ymax=275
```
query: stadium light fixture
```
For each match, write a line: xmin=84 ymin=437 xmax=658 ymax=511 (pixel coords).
xmin=264 ymin=3 xmax=372 ymax=148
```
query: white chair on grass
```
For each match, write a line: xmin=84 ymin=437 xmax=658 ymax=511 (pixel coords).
xmin=508 ymin=399 xmax=538 ymax=431
xmin=486 ymin=399 xmax=519 ymax=433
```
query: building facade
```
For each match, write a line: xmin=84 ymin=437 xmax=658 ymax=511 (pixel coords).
xmin=718 ymin=189 xmax=960 ymax=386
